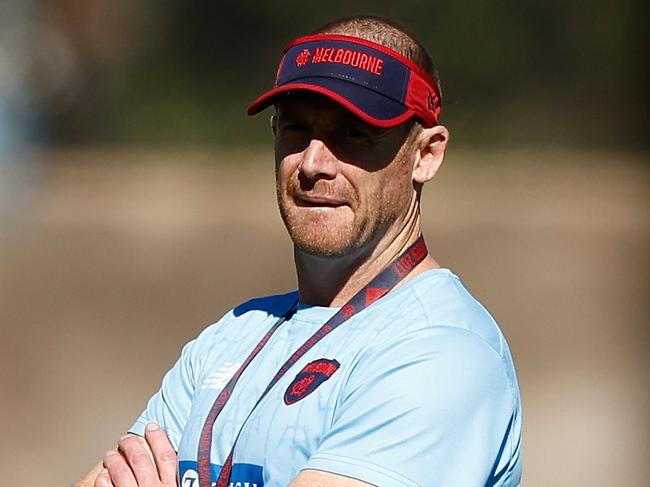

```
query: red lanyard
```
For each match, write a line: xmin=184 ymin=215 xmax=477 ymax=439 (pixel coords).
xmin=197 ymin=236 xmax=428 ymax=487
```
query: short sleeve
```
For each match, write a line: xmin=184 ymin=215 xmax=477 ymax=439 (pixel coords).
xmin=304 ymin=327 xmax=520 ymax=487
xmin=128 ymin=338 xmax=198 ymax=450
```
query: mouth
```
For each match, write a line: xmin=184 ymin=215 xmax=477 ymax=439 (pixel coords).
xmin=294 ymin=194 xmax=348 ymax=208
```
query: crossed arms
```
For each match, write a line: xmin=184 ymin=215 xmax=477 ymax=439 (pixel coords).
xmin=75 ymin=423 xmax=371 ymax=487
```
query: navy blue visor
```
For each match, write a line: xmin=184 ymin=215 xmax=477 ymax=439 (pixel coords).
xmin=248 ymin=34 xmax=441 ymax=128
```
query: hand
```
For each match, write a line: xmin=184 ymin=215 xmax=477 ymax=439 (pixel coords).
xmin=96 ymin=423 xmax=178 ymax=487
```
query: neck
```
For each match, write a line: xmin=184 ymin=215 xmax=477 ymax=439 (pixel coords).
xmin=295 ymin=217 xmax=439 ymax=307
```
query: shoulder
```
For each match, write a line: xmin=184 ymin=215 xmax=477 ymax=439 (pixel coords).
xmin=176 ymin=290 xmax=298 ymax=370
xmin=374 ymin=268 xmax=510 ymax=358
xmin=345 ymin=325 xmax=516 ymax=402
xmin=342 ymin=269 xmax=520 ymax=402
xmin=416 ymin=270 xmax=502 ymax=338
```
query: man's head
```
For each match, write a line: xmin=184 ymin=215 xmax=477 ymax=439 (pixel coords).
xmin=249 ymin=16 xmax=449 ymax=258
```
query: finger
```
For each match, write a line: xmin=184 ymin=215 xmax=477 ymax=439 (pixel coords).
xmin=145 ymin=423 xmax=178 ymax=484
xmin=103 ymin=450 xmax=137 ymax=487
xmin=118 ymin=435 xmax=159 ymax=486
xmin=95 ymin=468 xmax=114 ymax=487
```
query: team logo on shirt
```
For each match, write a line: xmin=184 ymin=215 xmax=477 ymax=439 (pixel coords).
xmin=284 ymin=358 xmax=340 ymax=405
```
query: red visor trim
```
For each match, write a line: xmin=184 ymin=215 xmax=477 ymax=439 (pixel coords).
xmin=251 ymin=82 xmax=417 ymax=128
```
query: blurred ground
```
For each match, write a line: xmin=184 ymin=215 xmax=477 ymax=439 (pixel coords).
xmin=0 ymin=149 xmax=648 ymax=486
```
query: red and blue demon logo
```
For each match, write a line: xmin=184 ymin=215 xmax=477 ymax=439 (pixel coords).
xmin=284 ymin=358 xmax=340 ymax=405
xmin=295 ymin=49 xmax=311 ymax=67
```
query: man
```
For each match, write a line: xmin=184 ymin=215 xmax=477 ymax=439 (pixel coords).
xmin=79 ymin=15 xmax=522 ymax=487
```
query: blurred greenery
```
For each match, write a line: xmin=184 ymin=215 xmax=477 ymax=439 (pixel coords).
xmin=48 ymin=0 xmax=647 ymax=150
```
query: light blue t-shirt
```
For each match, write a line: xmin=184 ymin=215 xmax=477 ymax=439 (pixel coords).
xmin=130 ymin=269 xmax=522 ymax=487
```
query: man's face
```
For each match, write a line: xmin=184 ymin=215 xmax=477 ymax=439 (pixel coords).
xmin=274 ymin=92 xmax=418 ymax=257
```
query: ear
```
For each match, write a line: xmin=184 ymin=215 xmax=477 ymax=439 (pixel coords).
xmin=271 ymin=114 xmax=278 ymax=138
xmin=412 ymin=124 xmax=449 ymax=184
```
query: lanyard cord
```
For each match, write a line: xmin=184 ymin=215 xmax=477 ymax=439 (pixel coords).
xmin=198 ymin=236 xmax=428 ymax=487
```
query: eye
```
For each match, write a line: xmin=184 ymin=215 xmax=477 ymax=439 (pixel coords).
xmin=343 ymin=127 xmax=371 ymax=140
xmin=345 ymin=128 xmax=364 ymax=137
xmin=280 ymin=122 xmax=311 ymax=134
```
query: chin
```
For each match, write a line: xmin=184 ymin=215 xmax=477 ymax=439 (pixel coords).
xmin=290 ymin=224 xmax=359 ymax=258
xmin=282 ymin=213 xmax=363 ymax=258
xmin=293 ymin=236 xmax=358 ymax=258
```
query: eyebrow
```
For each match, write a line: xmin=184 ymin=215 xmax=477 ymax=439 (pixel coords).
xmin=278 ymin=107 xmax=390 ymax=134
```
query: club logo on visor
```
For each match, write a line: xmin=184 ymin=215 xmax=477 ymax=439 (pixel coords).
xmin=284 ymin=358 xmax=340 ymax=405
xmin=295 ymin=49 xmax=311 ymax=67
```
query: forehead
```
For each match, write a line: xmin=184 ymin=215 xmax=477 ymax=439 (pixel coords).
xmin=274 ymin=92 xmax=417 ymax=143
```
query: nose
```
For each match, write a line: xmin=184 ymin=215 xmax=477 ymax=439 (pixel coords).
xmin=299 ymin=138 xmax=338 ymax=180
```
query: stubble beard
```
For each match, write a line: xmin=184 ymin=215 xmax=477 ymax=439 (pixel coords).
xmin=276 ymin=186 xmax=399 ymax=259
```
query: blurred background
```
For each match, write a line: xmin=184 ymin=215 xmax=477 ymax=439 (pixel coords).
xmin=0 ymin=1 xmax=647 ymax=485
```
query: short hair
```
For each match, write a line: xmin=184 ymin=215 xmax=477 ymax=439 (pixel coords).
xmin=312 ymin=15 xmax=440 ymax=92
